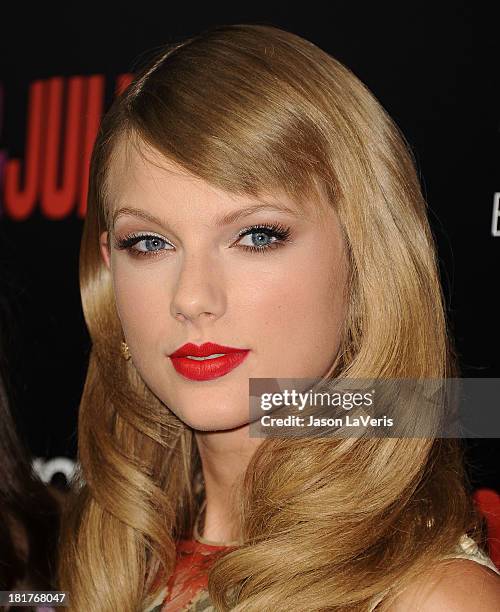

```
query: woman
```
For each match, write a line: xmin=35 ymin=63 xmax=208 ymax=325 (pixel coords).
xmin=58 ymin=24 xmax=500 ymax=610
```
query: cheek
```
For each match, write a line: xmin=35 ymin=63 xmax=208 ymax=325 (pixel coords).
xmin=112 ymin=264 xmax=166 ymax=342
xmin=253 ymin=249 xmax=346 ymax=349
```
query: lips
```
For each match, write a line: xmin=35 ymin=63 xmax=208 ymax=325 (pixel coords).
xmin=169 ymin=342 xmax=248 ymax=358
xmin=168 ymin=342 xmax=250 ymax=381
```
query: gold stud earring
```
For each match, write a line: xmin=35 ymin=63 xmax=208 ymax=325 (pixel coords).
xmin=120 ymin=341 xmax=131 ymax=361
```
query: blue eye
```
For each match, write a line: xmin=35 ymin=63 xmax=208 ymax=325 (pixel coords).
xmin=114 ymin=222 xmax=292 ymax=259
xmin=236 ymin=223 xmax=292 ymax=255
xmin=114 ymin=233 xmax=171 ymax=257
xmin=135 ymin=236 xmax=169 ymax=253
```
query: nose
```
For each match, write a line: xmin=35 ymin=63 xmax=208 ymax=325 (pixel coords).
xmin=170 ymin=251 xmax=226 ymax=324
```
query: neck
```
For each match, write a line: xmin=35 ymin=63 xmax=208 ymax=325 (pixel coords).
xmin=194 ymin=423 xmax=263 ymax=544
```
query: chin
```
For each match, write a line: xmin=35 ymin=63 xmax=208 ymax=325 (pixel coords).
xmin=177 ymin=412 xmax=250 ymax=432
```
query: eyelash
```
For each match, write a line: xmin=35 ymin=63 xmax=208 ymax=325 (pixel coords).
xmin=113 ymin=222 xmax=292 ymax=259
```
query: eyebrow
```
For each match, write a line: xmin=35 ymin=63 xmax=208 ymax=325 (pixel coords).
xmin=112 ymin=202 xmax=303 ymax=230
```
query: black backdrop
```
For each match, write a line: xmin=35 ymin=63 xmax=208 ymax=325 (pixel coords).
xmin=0 ymin=5 xmax=498 ymax=492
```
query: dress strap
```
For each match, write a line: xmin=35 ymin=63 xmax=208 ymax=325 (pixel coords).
xmin=442 ymin=533 xmax=500 ymax=575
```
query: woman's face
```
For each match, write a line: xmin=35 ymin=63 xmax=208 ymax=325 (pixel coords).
xmin=100 ymin=138 xmax=349 ymax=431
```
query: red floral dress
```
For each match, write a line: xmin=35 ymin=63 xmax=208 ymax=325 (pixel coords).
xmin=142 ymin=533 xmax=499 ymax=611
xmin=144 ymin=538 xmax=234 ymax=612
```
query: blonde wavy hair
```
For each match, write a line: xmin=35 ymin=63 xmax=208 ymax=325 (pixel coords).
xmin=58 ymin=23 xmax=486 ymax=611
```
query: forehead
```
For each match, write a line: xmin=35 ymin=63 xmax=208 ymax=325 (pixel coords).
xmin=104 ymin=132 xmax=332 ymax=227
xmin=105 ymin=134 xmax=197 ymax=204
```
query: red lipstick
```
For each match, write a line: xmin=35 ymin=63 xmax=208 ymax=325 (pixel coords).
xmin=169 ymin=342 xmax=250 ymax=381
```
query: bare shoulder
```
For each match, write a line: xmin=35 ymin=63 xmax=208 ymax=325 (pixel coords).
xmin=385 ymin=558 xmax=500 ymax=611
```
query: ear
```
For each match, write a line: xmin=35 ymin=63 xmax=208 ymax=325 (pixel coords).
xmin=99 ymin=231 xmax=111 ymax=270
